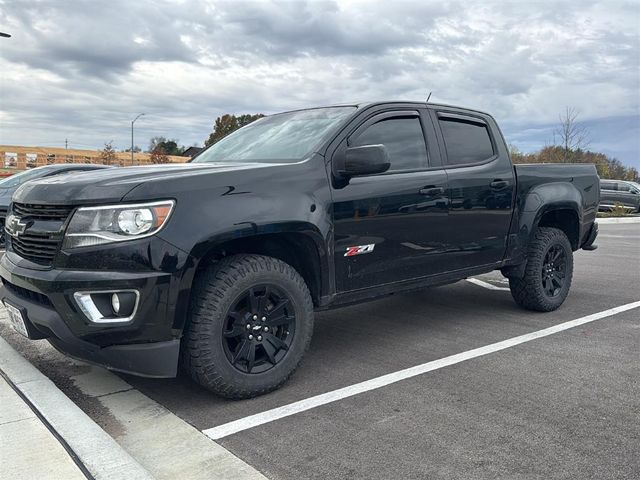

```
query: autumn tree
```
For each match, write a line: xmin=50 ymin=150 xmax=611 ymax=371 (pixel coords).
xmin=148 ymin=136 xmax=165 ymax=152
xmin=148 ymin=137 xmax=183 ymax=155
xmin=149 ymin=146 xmax=170 ymax=164
xmin=606 ymin=157 xmax=628 ymax=179
xmin=508 ymin=144 xmax=535 ymax=164
xmin=205 ymin=113 xmax=264 ymax=146
xmin=504 ymin=144 xmax=637 ymax=182
xmin=624 ymin=167 xmax=639 ymax=181
xmin=99 ymin=141 xmax=118 ymax=165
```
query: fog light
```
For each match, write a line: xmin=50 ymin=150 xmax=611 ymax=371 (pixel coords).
xmin=111 ymin=293 xmax=120 ymax=314
xmin=73 ymin=290 xmax=139 ymax=324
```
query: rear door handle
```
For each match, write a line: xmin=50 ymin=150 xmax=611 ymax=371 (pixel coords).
xmin=490 ymin=180 xmax=509 ymax=189
xmin=419 ymin=186 xmax=445 ymax=196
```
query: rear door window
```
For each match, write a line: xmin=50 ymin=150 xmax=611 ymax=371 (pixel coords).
xmin=438 ymin=116 xmax=495 ymax=165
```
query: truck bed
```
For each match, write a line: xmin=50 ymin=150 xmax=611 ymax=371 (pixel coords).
xmin=513 ymin=162 xmax=600 ymax=246
xmin=514 ymin=163 xmax=599 ymax=196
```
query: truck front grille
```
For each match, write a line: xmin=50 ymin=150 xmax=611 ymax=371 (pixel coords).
xmin=7 ymin=203 xmax=75 ymax=266
xmin=10 ymin=233 xmax=61 ymax=265
xmin=0 ymin=207 xmax=7 ymax=246
xmin=12 ymin=203 xmax=74 ymax=221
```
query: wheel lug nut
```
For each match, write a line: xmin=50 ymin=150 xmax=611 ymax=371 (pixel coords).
xmin=253 ymin=315 xmax=258 ymax=321
xmin=248 ymin=334 xmax=254 ymax=340
xmin=246 ymin=323 xmax=251 ymax=329
xmin=261 ymin=316 xmax=266 ymax=321
xmin=257 ymin=335 xmax=262 ymax=341
xmin=264 ymin=326 xmax=269 ymax=332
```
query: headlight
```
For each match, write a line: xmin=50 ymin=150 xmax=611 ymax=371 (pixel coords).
xmin=62 ymin=200 xmax=175 ymax=249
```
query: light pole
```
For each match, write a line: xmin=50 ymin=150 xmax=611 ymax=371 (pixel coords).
xmin=131 ymin=113 xmax=145 ymax=165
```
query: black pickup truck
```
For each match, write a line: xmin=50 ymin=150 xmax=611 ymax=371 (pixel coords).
xmin=0 ymin=102 xmax=599 ymax=398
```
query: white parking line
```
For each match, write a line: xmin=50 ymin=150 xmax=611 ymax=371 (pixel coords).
xmin=203 ymin=300 xmax=640 ymax=440
xmin=466 ymin=277 xmax=511 ymax=291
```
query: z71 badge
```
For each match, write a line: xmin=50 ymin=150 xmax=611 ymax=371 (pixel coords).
xmin=344 ymin=244 xmax=376 ymax=257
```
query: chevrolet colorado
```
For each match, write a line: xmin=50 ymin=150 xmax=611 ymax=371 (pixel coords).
xmin=0 ymin=102 xmax=599 ymax=398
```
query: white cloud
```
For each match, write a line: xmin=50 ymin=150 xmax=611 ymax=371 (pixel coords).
xmin=0 ymin=0 xmax=638 ymax=165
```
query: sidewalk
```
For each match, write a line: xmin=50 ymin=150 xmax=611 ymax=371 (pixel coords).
xmin=0 ymin=334 xmax=153 ymax=480
xmin=596 ymin=216 xmax=640 ymax=224
xmin=0 ymin=373 xmax=86 ymax=480
xmin=0 ymin=376 xmax=86 ymax=480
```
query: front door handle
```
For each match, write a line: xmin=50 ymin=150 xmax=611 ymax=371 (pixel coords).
xmin=419 ymin=186 xmax=445 ymax=196
xmin=490 ymin=180 xmax=509 ymax=190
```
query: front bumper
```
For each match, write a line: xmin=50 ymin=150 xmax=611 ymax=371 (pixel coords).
xmin=2 ymin=284 xmax=179 ymax=377
xmin=0 ymin=251 xmax=184 ymax=377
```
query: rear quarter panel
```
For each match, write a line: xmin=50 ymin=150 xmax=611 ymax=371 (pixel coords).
xmin=506 ymin=163 xmax=599 ymax=263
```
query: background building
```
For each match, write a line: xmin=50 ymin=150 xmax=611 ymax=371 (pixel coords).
xmin=0 ymin=145 xmax=186 ymax=170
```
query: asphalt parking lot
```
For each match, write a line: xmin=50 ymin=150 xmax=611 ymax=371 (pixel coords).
xmin=1 ymin=222 xmax=639 ymax=480
xmin=122 ymin=223 xmax=639 ymax=480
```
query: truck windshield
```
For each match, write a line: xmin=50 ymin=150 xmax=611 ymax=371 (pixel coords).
xmin=193 ymin=106 xmax=356 ymax=163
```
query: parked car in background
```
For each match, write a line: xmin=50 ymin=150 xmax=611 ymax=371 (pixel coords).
xmin=599 ymin=179 xmax=640 ymax=213
xmin=0 ymin=164 xmax=113 ymax=246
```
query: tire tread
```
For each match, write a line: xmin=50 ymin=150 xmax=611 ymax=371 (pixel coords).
xmin=182 ymin=254 xmax=313 ymax=399
xmin=509 ymin=227 xmax=574 ymax=312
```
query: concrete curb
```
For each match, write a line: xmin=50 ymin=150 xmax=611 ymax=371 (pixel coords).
xmin=597 ymin=217 xmax=640 ymax=224
xmin=0 ymin=336 xmax=153 ymax=480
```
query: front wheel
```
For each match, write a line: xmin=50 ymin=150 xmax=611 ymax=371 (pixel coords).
xmin=182 ymin=254 xmax=314 ymax=399
xmin=509 ymin=227 xmax=574 ymax=312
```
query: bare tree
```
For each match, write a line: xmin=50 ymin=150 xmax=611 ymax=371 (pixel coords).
xmin=554 ymin=107 xmax=590 ymax=162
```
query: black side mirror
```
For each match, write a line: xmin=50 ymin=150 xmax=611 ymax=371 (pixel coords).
xmin=339 ymin=144 xmax=390 ymax=177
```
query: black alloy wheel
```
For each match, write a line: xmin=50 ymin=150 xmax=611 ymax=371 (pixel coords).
xmin=222 ymin=285 xmax=296 ymax=374
xmin=541 ymin=244 xmax=567 ymax=297
xmin=182 ymin=254 xmax=314 ymax=399
xmin=508 ymin=227 xmax=574 ymax=312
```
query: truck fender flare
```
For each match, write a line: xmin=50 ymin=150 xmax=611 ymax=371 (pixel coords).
xmin=504 ymin=183 xmax=582 ymax=277
xmin=187 ymin=221 xmax=329 ymax=264
xmin=171 ymin=222 xmax=332 ymax=331
xmin=520 ymin=181 xmax=582 ymax=238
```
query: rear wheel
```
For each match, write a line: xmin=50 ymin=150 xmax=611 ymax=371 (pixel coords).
xmin=182 ymin=254 xmax=314 ymax=399
xmin=509 ymin=227 xmax=573 ymax=312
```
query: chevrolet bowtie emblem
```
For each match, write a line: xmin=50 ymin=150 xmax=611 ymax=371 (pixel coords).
xmin=5 ymin=214 xmax=29 ymax=237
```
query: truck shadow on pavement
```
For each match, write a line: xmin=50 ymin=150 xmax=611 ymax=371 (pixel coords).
xmin=120 ymin=281 xmax=537 ymax=426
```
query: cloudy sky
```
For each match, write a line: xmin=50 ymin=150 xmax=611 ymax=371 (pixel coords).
xmin=1 ymin=0 xmax=639 ymax=167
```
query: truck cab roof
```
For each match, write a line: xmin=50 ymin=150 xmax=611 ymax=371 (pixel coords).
xmin=278 ymin=101 xmax=493 ymax=119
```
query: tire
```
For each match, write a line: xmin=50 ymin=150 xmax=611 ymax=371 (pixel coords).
xmin=509 ymin=227 xmax=574 ymax=312
xmin=182 ymin=254 xmax=314 ymax=399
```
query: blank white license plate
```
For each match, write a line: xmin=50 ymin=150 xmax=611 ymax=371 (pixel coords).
xmin=4 ymin=302 xmax=29 ymax=337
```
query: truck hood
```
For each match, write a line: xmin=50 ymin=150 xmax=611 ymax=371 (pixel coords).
xmin=12 ymin=162 xmax=277 ymax=205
